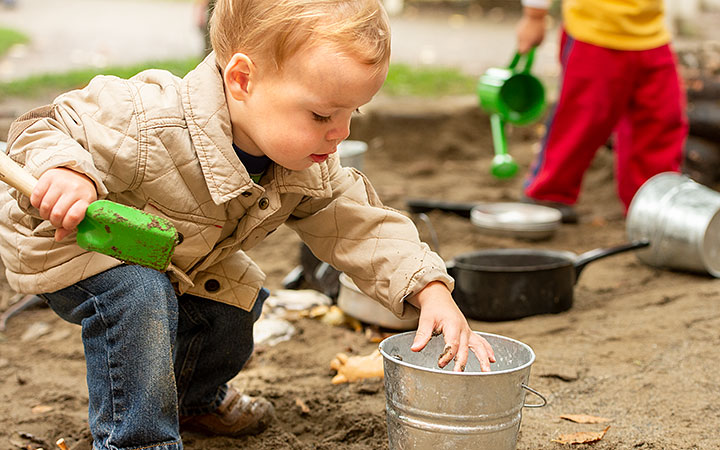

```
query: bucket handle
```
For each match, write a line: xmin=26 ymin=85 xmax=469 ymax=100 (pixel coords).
xmin=508 ymin=48 xmax=536 ymax=74
xmin=522 ymin=384 xmax=547 ymax=408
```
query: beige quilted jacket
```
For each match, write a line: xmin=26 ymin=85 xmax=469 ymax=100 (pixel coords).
xmin=0 ymin=55 xmax=451 ymax=318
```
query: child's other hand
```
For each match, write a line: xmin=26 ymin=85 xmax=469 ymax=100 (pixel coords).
xmin=31 ymin=168 xmax=97 ymax=242
xmin=407 ymin=281 xmax=496 ymax=372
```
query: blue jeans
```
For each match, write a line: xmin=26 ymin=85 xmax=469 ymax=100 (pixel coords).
xmin=42 ymin=264 xmax=268 ymax=450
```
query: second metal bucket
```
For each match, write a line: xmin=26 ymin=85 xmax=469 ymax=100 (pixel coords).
xmin=627 ymin=172 xmax=720 ymax=276
xmin=379 ymin=332 xmax=545 ymax=450
xmin=338 ymin=139 xmax=367 ymax=171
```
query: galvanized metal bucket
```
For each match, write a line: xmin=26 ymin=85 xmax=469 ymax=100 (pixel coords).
xmin=338 ymin=140 xmax=367 ymax=171
xmin=627 ymin=172 xmax=720 ymax=277
xmin=379 ymin=332 xmax=546 ymax=450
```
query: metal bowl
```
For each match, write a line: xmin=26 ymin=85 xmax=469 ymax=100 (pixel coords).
xmin=470 ymin=202 xmax=561 ymax=241
xmin=337 ymin=273 xmax=419 ymax=330
xmin=338 ymin=140 xmax=367 ymax=170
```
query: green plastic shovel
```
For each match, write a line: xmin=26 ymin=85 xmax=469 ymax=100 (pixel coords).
xmin=477 ymin=48 xmax=546 ymax=179
xmin=0 ymin=151 xmax=178 ymax=271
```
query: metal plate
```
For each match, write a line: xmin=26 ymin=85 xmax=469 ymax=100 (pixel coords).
xmin=470 ymin=202 xmax=561 ymax=240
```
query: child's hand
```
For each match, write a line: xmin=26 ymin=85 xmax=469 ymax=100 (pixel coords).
xmin=407 ymin=281 xmax=496 ymax=372
xmin=31 ymin=168 xmax=97 ymax=242
xmin=516 ymin=7 xmax=547 ymax=54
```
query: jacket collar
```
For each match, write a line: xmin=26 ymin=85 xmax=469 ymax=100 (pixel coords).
xmin=181 ymin=53 xmax=332 ymax=204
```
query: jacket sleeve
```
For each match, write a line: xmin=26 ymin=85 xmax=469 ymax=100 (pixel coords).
xmin=286 ymin=156 xmax=453 ymax=320
xmin=6 ymin=75 xmax=144 ymax=204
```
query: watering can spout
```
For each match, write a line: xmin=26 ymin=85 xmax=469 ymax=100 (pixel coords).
xmin=477 ymin=48 xmax=545 ymax=179
xmin=489 ymin=114 xmax=518 ymax=179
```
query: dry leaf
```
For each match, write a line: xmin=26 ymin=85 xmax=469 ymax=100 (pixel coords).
xmin=552 ymin=426 xmax=610 ymax=444
xmin=31 ymin=404 xmax=53 ymax=414
xmin=294 ymin=398 xmax=310 ymax=414
xmin=559 ymin=414 xmax=612 ymax=424
xmin=330 ymin=349 xmax=384 ymax=384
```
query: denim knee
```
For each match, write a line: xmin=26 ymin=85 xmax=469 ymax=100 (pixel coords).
xmin=43 ymin=265 xmax=176 ymax=325
xmin=42 ymin=265 xmax=182 ymax=450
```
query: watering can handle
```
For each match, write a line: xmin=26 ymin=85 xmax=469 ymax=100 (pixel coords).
xmin=508 ymin=48 xmax=536 ymax=74
xmin=522 ymin=384 xmax=547 ymax=408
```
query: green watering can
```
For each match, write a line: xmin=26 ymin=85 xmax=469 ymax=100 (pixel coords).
xmin=477 ymin=48 xmax=546 ymax=179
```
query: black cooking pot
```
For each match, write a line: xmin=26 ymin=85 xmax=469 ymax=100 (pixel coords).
xmin=447 ymin=240 xmax=649 ymax=321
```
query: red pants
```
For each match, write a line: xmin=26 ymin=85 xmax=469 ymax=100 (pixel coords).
xmin=523 ymin=31 xmax=688 ymax=211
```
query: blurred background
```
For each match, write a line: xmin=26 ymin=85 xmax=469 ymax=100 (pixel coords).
xmin=3 ymin=0 xmax=720 ymax=186
xmin=1 ymin=0 xmax=719 ymax=83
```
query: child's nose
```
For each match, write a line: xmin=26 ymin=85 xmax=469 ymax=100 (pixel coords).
xmin=326 ymin=118 xmax=351 ymax=142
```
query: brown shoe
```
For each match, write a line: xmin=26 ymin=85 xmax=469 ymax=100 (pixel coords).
xmin=179 ymin=388 xmax=274 ymax=436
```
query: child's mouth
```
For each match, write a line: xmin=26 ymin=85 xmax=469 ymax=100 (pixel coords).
xmin=310 ymin=153 xmax=329 ymax=163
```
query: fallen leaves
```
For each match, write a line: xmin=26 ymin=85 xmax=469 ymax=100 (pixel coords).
xmin=329 ymin=349 xmax=384 ymax=384
xmin=304 ymin=305 xmax=363 ymax=332
xmin=553 ymin=413 xmax=612 ymax=445
xmin=559 ymin=414 xmax=612 ymax=424
xmin=552 ymin=425 xmax=611 ymax=444
xmin=294 ymin=397 xmax=310 ymax=415
xmin=30 ymin=404 xmax=53 ymax=414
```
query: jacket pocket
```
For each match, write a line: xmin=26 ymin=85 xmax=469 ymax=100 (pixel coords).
xmin=182 ymin=251 xmax=265 ymax=311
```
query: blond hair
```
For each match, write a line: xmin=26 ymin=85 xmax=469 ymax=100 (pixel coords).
xmin=209 ymin=0 xmax=391 ymax=72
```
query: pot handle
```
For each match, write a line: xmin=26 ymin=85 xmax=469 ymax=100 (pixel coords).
xmin=412 ymin=212 xmax=443 ymax=256
xmin=573 ymin=239 xmax=650 ymax=280
xmin=522 ymin=384 xmax=547 ymax=408
xmin=406 ymin=198 xmax=476 ymax=219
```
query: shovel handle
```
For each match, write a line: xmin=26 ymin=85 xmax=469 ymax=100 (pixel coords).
xmin=0 ymin=151 xmax=37 ymax=198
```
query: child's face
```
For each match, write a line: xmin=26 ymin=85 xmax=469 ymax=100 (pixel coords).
xmin=224 ymin=43 xmax=388 ymax=171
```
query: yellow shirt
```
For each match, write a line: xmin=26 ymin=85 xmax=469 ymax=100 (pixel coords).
xmin=562 ymin=0 xmax=670 ymax=50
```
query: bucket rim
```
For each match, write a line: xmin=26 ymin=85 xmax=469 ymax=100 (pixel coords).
xmin=627 ymin=172 xmax=690 ymax=218
xmin=337 ymin=139 xmax=368 ymax=157
xmin=379 ymin=331 xmax=536 ymax=376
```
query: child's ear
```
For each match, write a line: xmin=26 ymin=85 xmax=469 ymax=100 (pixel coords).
xmin=223 ymin=53 xmax=255 ymax=101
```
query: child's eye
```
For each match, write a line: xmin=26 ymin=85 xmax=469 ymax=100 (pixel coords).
xmin=312 ymin=112 xmax=331 ymax=123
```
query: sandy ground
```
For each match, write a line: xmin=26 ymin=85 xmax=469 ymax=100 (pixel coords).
xmin=1 ymin=90 xmax=719 ymax=450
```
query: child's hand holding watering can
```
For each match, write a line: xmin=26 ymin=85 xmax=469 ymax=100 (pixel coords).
xmin=516 ymin=5 xmax=548 ymax=54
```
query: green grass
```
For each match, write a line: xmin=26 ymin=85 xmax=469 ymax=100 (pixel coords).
xmin=0 ymin=58 xmax=202 ymax=98
xmin=383 ymin=63 xmax=477 ymax=97
xmin=0 ymin=58 xmax=477 ymax=99
xmin=0 ymin=27 xmax=29 ymax=59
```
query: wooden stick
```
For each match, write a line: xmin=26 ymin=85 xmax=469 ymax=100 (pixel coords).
xmin=0 ymin=151 xmax=37 ymax=197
